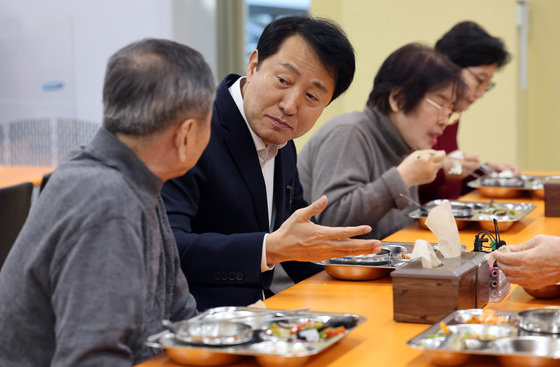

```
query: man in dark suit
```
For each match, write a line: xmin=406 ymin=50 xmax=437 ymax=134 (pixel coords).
xmin=162 ymin=16 xmax=381 ymax=311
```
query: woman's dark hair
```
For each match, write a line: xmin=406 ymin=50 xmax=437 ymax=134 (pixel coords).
xmin=435 ymin=21 xmax=511 ymax=69
xmin=367 ymin=43 xmax=466 ymax=114
xmin=255 ymin=15 xmax=355 ymax=103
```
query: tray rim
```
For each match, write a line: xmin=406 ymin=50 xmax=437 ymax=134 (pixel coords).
xmin=146 ymin=308 xmax=366 ymax=358
xmin=406 ymin=308 xmax=560 ymax=360
xmin=467 ymin=174 xmax=560 ymax=190
xmin=408 ymin=199 xmax=536 ymax=223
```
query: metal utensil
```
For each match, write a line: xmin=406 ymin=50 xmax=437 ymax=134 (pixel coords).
xmin=399 ymin=193 xmax=429 ymax=213
xmin=223 ymin=307 xmax=310 ymax=321
xmin=479 ymin=163 xmax=497 ymax=175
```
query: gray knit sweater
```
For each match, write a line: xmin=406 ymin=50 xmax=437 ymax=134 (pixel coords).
xmin=298 ymin=106 xmax=417 ymax=239
xmin=0 ymin=128 xmax=197 ymax=366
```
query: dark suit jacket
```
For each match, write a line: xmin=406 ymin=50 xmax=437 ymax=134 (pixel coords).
xmin=162 ymin=74 xmax=322 ymax=311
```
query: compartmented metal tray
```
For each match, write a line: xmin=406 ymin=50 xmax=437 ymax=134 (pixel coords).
xmin=467 ymin=174 xmax=560 ymax=199
xmin=146 ymin=307 xmax=366 ymax=366
xmin=316 ymin=242 xmax=466 ymax=281
xmin=319 ymin=242 xmax=418 ymax=270
xmin=408 ymin=199 xmax=536 ymax=232
xmin=407 ymin=308 xmax=560 ymax=366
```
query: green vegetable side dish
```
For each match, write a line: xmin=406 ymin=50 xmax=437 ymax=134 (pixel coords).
xmin=473 ymin=203 xmax=520 ymax=217
xmin=266 ymin=320 xmax=347 ymax=341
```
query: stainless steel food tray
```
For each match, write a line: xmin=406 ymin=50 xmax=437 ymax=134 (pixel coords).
xmin=407 ymin=308 xmax=560 ymax=366
xmin=408 ymin=199 xmax=535 ymax=232
xmin=146 ymin=307 xmax=366 ymax=366
xmin=318 ymin=241 xmax=434 ymax=270
xmin=467 ymin=174 xmax=559 ymax=191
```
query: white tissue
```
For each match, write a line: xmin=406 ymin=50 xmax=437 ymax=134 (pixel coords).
xmin=410 ymin=239 xmax=442 ymax=268
xmin=424 ymin=200 xmax=462 ymax=258
xmin=448 ymin=151 xmax=464 ymax=175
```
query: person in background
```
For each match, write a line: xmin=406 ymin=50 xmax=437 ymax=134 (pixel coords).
xmin=162 ymin=16 xmax=382 ymax=311
xmin=493 ymin=235 xmax=560 ymax=289
xmin=419 ymin=21 xmax=519 ymax=204
xmin=297 ymin=43 xmax=466 ymax=240
xmin=0 ymin=39 xmax=215 ymax=366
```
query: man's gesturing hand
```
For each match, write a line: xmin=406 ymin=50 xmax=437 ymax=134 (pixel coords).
xmin=266 ymin=196 xmax=382 ymax=265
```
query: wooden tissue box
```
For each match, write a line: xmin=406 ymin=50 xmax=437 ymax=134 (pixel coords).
xmin=544 ymin=178 xmax=560 ymax=217
xmin=391 ymin=252 xmax=489 ymax=324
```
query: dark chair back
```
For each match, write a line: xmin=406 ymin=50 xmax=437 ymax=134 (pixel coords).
xmin=0 ymin=182 xmax=34 ymax=268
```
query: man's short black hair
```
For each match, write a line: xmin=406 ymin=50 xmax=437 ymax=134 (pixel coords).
xmin=255 ymin=15 xmax=355 ymax=103
xmin=436 ymin=21 xmax=511 ymax=69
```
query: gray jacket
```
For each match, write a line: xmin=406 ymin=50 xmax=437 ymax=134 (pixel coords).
xmin=298 ymin=106 xmax=417 ymax=239
xmin=0 ymin=128 xmax=197 ymax=366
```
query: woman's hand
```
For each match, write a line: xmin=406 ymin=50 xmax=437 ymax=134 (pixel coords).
xmin=397 ymin=149 xmax=445 ymax=188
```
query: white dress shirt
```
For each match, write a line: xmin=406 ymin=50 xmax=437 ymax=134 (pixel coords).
xmin=228 ymin=77 xmax=286 ymax=272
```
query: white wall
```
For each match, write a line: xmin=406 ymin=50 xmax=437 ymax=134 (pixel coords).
xmin=0 ymin=0 xmax=217 ymax=125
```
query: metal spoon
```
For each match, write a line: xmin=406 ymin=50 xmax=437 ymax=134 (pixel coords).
xmin=399 ymin=193 xmax=429 ymax=213
xmin=225 ymin=307 xmax=310 ymax=321
xmin=479 ymin=163 xmax=497 ymax=176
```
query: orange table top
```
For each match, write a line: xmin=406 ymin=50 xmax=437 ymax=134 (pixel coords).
xmin=0 ymin=165 xmax=54 ymax=188
xmin=137 ymin=172 xmax=560 ymax=367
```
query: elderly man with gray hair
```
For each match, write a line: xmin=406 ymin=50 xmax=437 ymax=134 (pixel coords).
xmin=0 ymin=38 xmax=215 ymax=366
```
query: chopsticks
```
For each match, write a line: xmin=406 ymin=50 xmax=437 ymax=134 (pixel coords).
xmin=479 ymin=163 xmax=497 ymax=176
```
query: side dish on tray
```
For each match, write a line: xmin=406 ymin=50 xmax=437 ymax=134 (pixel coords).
xmin=146 ymin=307 xmax=365 ymax=367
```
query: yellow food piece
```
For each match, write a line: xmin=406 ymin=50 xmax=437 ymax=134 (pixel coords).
xmin=440 ymin=321 xmax=451 ymax=334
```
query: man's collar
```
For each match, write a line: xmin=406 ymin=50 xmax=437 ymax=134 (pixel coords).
xmin=228 ymin=77 xmax=286 ymax=164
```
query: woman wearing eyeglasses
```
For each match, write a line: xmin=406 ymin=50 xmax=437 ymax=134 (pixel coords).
xmin=419 ymin=21 xmax=519 ymax=204
xmin=297 ymin=43 xmax=466 ymax=239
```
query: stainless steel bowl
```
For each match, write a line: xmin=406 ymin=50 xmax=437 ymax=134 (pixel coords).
xmin=323 ymin=264 xmax=390 ymax=281
xmin=165 ymin=345 xmax=241 ymax=366
xmin=163 ymin=319 xmax=253 ymax=346
xmin=202 ymin=306 xmax=257 ymax=320
xmin=523 ymin=285 xmax=560 ymax=299
xmin=422 ymin=349 xmax=470 ymax=366
xmin=478 ymin=219 xmax=514 ymax=232
xmin=252 ymin=341 xmax=311 ymax=367
xmin=477 ymin=186 xmax=522 ymax=198
xmin=324 ymin=248 xmax=393 ymax=280
xmin=155 ymin=331 xmax=242 ymax=366
xmin=533 ymin=188 xmax=545 ymax=199
xmin=519 ymin=308 xmax=560 ymax=334
xmin=492 ymin=336 xmax=560 ymax=367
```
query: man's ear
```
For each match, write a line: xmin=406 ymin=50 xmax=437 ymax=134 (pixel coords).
xmin=388 ymin=88 xmax=403 ymax=113
xmin=175 ymin=119 xmax=195 ymax=163
xmin=246 ymin=50 xmax=259 ymax=78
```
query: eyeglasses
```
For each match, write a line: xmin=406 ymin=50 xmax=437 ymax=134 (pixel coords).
xmin=466 ymin=68 xmax=496 ymax=93
xmin=424 ymin=97 xmax=461 ymax=126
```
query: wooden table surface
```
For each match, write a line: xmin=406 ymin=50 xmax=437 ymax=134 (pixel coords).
xmin=0 ymin=165 xmax=54 ymax=188
xmin=137 ymin=173 xmax=560 ymax=367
